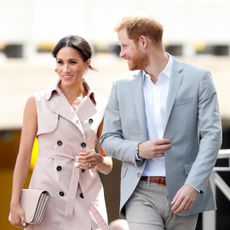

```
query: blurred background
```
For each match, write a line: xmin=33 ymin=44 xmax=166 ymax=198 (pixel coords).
xmin=0 ymin=0 xmax=229 ymax=229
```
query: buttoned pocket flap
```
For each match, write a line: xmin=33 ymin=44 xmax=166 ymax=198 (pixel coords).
xmin=37 ymin=113 xmax=59 ymax=135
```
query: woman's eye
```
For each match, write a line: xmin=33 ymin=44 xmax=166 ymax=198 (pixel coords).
xmin=57 ymin=60 xmax=63 ymax=64
xmin=70 ymin=60 xmax=77 ymax=64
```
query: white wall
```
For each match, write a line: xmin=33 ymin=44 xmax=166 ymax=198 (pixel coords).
xmin=0 ymin=0 xmax=230 ymax=44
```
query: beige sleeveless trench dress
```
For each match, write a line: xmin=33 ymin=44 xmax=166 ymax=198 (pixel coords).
xmin=26 ymin=83 xmax=108 ymax=230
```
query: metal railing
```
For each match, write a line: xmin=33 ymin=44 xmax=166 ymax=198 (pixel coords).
xmin=203 ymin=149 xmax=230 ymax=230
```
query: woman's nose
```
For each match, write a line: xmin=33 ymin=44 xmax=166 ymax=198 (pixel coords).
xmin=63 ymin=64 xmax=70 ymax=72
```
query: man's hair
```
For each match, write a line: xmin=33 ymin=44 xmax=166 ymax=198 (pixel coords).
xmin=115 ymin=16 xmax=163 ymax=44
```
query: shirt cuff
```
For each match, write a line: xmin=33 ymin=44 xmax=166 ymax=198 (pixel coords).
xmin=192 ymin=185 xmax=200 ymax=193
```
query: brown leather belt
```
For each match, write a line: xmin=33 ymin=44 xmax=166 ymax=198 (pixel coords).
xmin=140 ymin=176 xmax=166 ymax=185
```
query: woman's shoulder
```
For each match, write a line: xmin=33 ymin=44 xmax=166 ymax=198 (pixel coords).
xmin=34 ymin=85 xmax=58 ymax=102
xmin=33 ymin=89 xmax=49 ymax=99
xmin=33 ymin=80 xmax=59 ymax=101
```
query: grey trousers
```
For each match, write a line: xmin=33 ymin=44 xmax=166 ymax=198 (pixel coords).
xmin=125 ymin=181 xmax=198 ymax=230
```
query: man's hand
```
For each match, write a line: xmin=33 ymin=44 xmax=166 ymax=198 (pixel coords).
xmin=138 ymin=139 xmax=171 ymax=159
xmin=171 ymin=184 xmax=199 ymax=214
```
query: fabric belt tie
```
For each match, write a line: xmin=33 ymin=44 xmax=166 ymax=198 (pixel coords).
xmin=140 ymin=176 xmax=166 ymax=185
xmin=65 ymin=157 xmax=79 ymax=216
xmin=89 ymin=204 xmax=109 ymax=230
xmin=39 ymin=153 xmax=108 ymax=229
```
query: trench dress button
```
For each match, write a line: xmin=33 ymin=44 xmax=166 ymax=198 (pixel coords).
xmin=57 ymin=140 xmax=63 ymax=146
xmin=89 ymin=118 xmax=93 ymax=124
xmin=80 ymin=193 xmax=84 ymax=198
xmin=80 ymin=142 xmax=86 ymax=172
xmin=56 ymin=166 xmax=62 ymax=171
xmin=59 ymin=191 xmax=64 ymax=196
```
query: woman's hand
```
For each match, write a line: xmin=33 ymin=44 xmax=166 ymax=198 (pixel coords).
xmin=75 ymin=149 xmax=103 ymax=170
xmin=9 ymin=204 xmax=27 ymax=228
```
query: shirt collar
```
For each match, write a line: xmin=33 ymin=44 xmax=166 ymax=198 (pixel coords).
xmin=161 ymin=53 xmax=173 ymax=79
xmin=45 ymin=79 xmax=93 ymax=101
xmin=143 ymin=53 xmax=173 ymax=80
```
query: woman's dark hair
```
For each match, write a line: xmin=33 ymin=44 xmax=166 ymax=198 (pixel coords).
xmin=52 ymin=35 xmax=94 ymax=70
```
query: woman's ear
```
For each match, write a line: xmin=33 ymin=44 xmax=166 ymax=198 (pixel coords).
xmin=84 ymin=59 xmax=92 ymax=72
xmin=86 ymin=59 xmax=91 ymax=68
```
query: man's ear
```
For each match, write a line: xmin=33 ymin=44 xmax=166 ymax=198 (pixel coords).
xmin=138 ymin=35 xmax=148 ymax=48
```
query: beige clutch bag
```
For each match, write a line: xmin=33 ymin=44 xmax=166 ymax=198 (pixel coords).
xmin=9 ymin=189 xmax=50 ymax=225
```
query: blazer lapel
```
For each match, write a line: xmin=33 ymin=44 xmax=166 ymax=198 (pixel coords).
xmin=164 ymin=59 xmax=183 ymax=129
xmin=131 ymin=71 xmax=148 ymax=140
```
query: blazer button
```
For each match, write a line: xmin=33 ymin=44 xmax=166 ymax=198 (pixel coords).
xmin=89 ymin=118 xmax=93 ymax=124
xmin=59 ymin=191 xmax=64 ymax=196
xmin=57 ymin=140 xmax=63 ymax=146
xmin=81 ymin=142 xmax=86 ymax=148
xmin=56 ymin=166 xmax=62 ymax=171
xmin=137 ymin=172 xmax=142 ymax=177
xmin=80 ymin=193 xmax=84 ymax=199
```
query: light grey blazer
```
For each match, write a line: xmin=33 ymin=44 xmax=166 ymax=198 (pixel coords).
xmin=101 ymin=57 xmax=222 ymax=216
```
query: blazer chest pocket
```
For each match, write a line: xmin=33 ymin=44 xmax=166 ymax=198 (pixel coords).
xmin=124 ymin=119 xmax=141 ymax=135
xmin=174 ymin=97 xmax=194 ymax=106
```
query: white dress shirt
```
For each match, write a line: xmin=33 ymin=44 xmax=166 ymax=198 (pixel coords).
xmin=142 ymin=55 xmax=173 ymax=176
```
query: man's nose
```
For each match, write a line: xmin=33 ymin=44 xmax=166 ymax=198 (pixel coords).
xmin=119 ymin=48 xmax=124 ymax=58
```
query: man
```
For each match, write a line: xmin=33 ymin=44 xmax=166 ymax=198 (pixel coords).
xmin=101 ymin=16 xmax=222 ymax=230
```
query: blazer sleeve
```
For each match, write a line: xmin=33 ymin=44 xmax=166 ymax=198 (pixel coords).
xmin=100 ymin=81 xmax=140 ymax=165
xmin=185 ymin=71 xmax=222 ymax=192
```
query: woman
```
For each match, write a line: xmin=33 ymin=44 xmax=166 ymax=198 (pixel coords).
xmin=9 ymin=35 xmax=112 ymax=229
